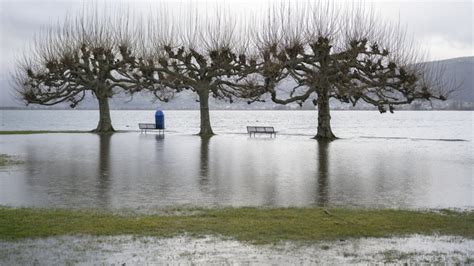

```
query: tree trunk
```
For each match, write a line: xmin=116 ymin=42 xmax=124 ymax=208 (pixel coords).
xmin=197 ymin=90 xmax=214 ymax=136
xmin=314 ymin=90 xmax=336 ymax=140
xmin=93 ymin=96 xmax=115 ymax=133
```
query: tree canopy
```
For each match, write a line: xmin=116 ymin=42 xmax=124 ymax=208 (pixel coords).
xmin=242 ymin=2 xmax=451 ymax=139
xmin=138 ymin=7 xmax=254 ymax=136
xmin=13 ymin=2 xmax=452 ymax=137
xmin=14 ymin=10 xmax=144 ymax=132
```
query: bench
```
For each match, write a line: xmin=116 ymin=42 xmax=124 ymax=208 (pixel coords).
xmin=247 ymin=126 xmax=276 ymax=138
xmin=138 ymin=123 xmax=165 ymax=134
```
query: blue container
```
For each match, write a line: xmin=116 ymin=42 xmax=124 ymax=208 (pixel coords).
xmin=155 ymin=110 xmax=165 ymax=129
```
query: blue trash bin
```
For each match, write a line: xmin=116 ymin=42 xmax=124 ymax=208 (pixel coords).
xmin=155 ymin=110 xmax=165 ymax=129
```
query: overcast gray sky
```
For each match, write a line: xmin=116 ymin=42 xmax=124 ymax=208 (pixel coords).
xmin=0 ymin=0 xmax=472 ymax=105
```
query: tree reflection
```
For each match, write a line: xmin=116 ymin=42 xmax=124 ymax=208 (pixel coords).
xmin=97 ymin=133 xmax=112 ymax=207
xmin=199 ymin=136 xmax=211 ymax=185
xmin=316 ymin=140 xmax=330 ymax=206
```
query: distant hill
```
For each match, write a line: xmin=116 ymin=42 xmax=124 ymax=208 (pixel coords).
xmin=424 ymin=56 xmax=473 ymax=102
xmin=1 ymin=56 xmax=473 ymax=110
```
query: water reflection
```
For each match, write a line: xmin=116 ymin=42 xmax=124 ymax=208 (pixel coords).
xmin=199 ymin=137 xmax=210 ymax=180
xmin=0 ymin=133 xmax=472 ymax=211
xmin=316 ymin=141 xmax=329 ymax=206
xmin=97 ymin=134 xmax=112 ymax=208
xmin=198 ymin=136 xmax=212 ymax=195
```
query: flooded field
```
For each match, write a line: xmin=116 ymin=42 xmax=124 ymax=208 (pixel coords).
xmin=0 ymin=235 xmax=472 ymax=264
xmin=0 ymin=110 xmax=472 ymax=211
xmin=0 ymin=110 xmax=472 ymax=264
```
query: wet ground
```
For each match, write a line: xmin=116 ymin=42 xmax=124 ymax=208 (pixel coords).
xmin=0 ymin=235 xmax=472 ymax=264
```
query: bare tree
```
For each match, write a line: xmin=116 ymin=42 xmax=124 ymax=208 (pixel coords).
xmin=247 ymin=2 xmax=452 ymax=140
xmin=13 ymin=7 xmax=144 ymax=133
xmin=141 ymin=5 xmax=253 ymax=136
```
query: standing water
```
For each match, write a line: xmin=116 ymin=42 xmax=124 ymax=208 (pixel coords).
xmin=0 ymin=110 xmax=472 ymax=211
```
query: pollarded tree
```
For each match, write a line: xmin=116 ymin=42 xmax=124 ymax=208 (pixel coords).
xmin=249 ymin=2 xmax=452 ymax=140
xmin=141 ymin=7 xmax=253 ymax=136
xmin=13 ymin=9 xmax=144 ymax=133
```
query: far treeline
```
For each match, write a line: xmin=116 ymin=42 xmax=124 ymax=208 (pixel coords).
xmin=13 ymin=2 xmax=455 ymax=139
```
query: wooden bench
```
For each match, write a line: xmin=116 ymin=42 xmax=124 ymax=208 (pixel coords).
xmin=247 ymin=126 xmax=276 ymax=137
xmin=138 ymin=123 xmax=165 ymax=134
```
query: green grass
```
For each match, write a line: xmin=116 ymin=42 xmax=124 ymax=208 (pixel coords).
xmin=0 ymin=207 xmax=472 ymax=244
xmin=0 ymin=130 xmax=134 ymax=135
xmin=0 ymin=130 xmax=90 ymax=135
xmin=0 ymin=154 xmax=22 ymax=167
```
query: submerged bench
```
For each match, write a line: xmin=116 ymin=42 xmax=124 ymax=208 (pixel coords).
xmin=247 ymin=126 xmax=276 ymax=138
xmin=138 ymin=123 xmax=165 ymax=134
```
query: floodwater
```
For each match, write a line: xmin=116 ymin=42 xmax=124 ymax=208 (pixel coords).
xmin=0 ymin=235 xmax=472 ymax=264
xmin=1 ymin=110 xmax=472 ymax=140
xmin=0 ymin=110 xmax=472 ymax=210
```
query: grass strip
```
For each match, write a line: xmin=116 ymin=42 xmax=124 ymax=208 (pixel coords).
xmin=0 ymin=154 xmax=22 ymax=167
xmin=1 ymin=207 xmax=472 ymax=244
xmin=0 ymin=130 xmax=135 ymax=135
xmin=0 ymin=130 xmax=91 ymax=135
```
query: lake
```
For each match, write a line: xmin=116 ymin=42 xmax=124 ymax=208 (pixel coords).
xmin=0 ymin=110 xmax=472 ymax=211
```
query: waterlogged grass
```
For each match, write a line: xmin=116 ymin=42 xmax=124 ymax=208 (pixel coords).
xmin=0 ymin=130 xmax=133 ymax=135
xmin=0 ymin=130 xmax=90 ymax=135
xmin=0 ymin=207 xmax=472 ymax=244
xmin=0 ymin=154 xmax=22 ymax=167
